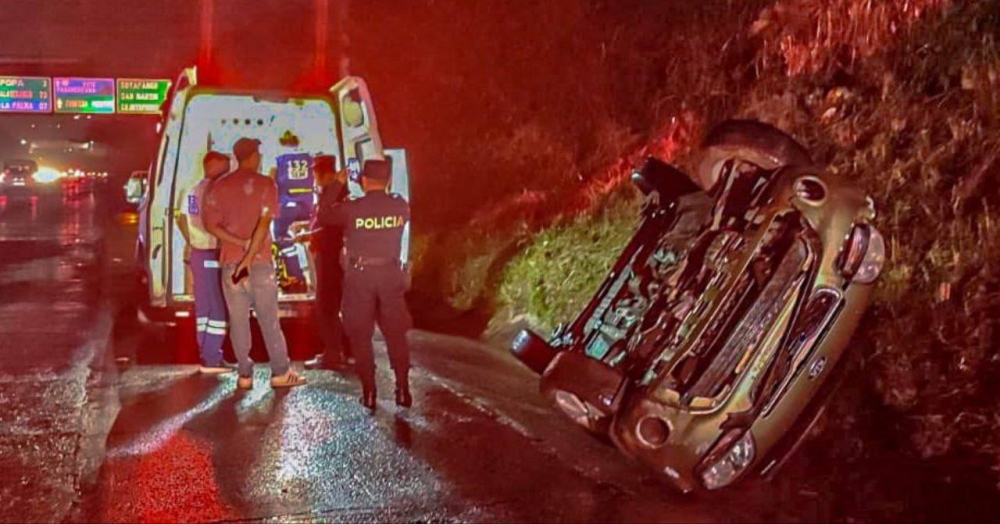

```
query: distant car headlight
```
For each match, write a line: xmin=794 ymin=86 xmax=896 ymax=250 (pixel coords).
xmin=838 ymin=224 xmax=886 ymax=285
xmin=699 ymin=430 xmax=756 ymax=490
xmin=33 ymin=167 xmax=63 ymax=185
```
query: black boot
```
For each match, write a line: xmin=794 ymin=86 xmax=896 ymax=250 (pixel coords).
xmin=360 ymin=385 xmax=377 ymax=412
xmin=395 ymin=373 xmax=412 ymax=408
xmin=394 ymin=386 xmax=412 ymax=408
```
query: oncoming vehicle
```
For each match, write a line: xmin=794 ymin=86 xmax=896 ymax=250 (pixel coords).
xmin=124 ymin=170 xmax=148 ymax=206
xmin=137 ymin=67 xmax=410 ymax=321
xmin=1 ymin=159 xmax=40 ymax=199
xmin=510 ymin=120 xmax=885 ymax=492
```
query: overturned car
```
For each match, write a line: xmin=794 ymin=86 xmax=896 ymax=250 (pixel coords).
xmin=511 ymin=120 xmax=885 ymax=492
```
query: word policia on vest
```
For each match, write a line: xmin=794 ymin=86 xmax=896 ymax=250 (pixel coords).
xmin=356 ymin=215 xmax=406 ymax=230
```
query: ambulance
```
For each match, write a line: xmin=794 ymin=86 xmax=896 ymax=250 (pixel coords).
xmin=136 ymin=67 xmax=410 ymax=320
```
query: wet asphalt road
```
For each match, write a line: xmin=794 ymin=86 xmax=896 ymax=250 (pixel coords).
xmin=0 ymin=186 xmax=851 ymax=523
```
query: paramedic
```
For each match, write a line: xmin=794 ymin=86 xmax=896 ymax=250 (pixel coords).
xmin=177 ymin=151 xmax=230 ymax=374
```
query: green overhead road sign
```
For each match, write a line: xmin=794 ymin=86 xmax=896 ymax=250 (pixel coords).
xmin=117 ymin=78 xmax=171 ymax=114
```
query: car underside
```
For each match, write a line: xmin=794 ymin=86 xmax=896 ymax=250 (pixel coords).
xmin=511 ymin=120 xmax=885 ymax=492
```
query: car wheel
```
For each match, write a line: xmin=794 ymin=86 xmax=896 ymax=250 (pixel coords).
xmin=695 ymin=120 xmax=814 ymax=191
xmin=510 ymin=329 xmax=559 ymax=375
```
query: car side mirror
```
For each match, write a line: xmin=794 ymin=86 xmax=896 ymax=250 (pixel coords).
xmin=124 ymin=177 xmax=146 ymax=205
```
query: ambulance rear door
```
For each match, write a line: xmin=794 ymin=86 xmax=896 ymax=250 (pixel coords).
xmin=384 ymin=148 xmax=411 ymax=266
xmin=330 ymin=77 xmax=385 ymax=194
xmin=145 ymin=67 xmax=196 ymax=309
xmin=164 ymin=90 xmax=342 ymax=307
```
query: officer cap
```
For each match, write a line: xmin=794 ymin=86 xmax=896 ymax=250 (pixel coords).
xmin=362 ymin=158 xmax=392 ymax=182
xmin=233 ymin=137 xmax=261 ymax=162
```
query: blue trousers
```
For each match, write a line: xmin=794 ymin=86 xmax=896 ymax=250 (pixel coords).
xmin=190 ymin=249 xmax=228 ymax=367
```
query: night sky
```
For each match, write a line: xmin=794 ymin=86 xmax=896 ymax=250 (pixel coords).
xmin=0 ymin=0 xmax=339 ymax=169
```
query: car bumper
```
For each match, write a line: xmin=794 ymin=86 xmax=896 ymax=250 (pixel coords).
xmin=609 ymin=396 xmax=709 ymax=492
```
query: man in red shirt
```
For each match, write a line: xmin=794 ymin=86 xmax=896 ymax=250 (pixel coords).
xmin=203 ymin=138 xmax=306 ymax=389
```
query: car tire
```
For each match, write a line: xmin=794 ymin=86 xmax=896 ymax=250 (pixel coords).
xmin=510 ymin=329 xmax=559 ymax=375
xmin=694 ymin=120 xmax=814 ymax=191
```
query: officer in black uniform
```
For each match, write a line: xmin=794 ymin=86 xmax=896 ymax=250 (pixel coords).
xmin=320 ymin=158 xmax=412 ymax=411
xmin=300 ymin=155 xmax=352 ymax=370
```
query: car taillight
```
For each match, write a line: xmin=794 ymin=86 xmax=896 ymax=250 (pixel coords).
xmin=838 ymin=224 xmax=886 ymax=284
xmin=699 ymin=430 xmax=756 ymax=490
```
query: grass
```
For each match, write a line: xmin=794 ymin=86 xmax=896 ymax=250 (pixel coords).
xmin=495 ymin=192 xmax=640 ymax=333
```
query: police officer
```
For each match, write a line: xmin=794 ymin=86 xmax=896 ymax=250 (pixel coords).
xmin=296 ymin=155 xmax=352 ymax=370
xmin=320 ymin=158 xmax=411 ymax=411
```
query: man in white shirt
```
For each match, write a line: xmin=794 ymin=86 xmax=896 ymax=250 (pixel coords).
xmin=178 ymin=151 xmax=231 ymax=373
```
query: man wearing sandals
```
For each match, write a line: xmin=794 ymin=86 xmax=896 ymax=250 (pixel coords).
xmin=203 ymin=137 xmax=307 ymax=389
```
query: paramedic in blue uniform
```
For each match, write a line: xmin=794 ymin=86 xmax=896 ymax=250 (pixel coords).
xmin=177 ymin=151 xmax=230 ymax=374
xmin=296 ymin=155 xmax=352 ymax=370
xmin=320 ymin=158 xmax=411 ymax=411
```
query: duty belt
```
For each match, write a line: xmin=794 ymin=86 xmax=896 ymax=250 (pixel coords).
xmin=350 ymin=256 xmax=397 ymax=269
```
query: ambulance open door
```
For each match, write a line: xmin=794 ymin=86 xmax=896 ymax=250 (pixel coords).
xmin=330 ymin=77 xmax=385 ymax=195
